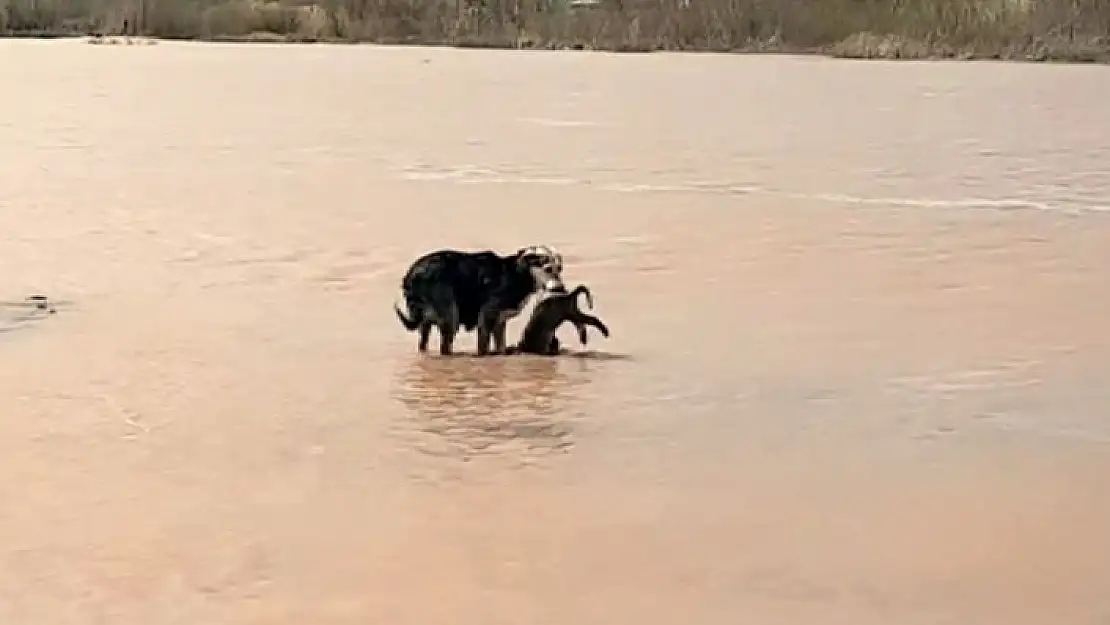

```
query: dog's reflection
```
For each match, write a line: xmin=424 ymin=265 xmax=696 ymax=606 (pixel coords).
xmin=391 ymin=356 xmax=593 ymax=464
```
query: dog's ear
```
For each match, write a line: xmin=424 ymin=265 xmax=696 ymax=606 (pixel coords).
xmin=513 ymin=248 xmax=535 ymax=268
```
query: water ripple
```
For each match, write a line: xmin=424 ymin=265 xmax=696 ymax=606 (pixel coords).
xmin=387 ymin=161 xmax=1110 ymax=216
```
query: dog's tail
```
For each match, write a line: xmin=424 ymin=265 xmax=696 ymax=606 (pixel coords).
xmin=570 ymin=285 xmax=594 ymax=310
xmin=393 ymin=296 xmax=423 ymax=331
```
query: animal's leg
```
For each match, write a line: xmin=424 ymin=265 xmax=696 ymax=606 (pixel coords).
xmin=573 ymin=321 xmax=589 ymax=345
xmin=546 ymin=336 xmax=561 ymax=355
xmin=492 ymin=320 xmax=509 ymax=355
xmin=418 ymin=320 xmax=433 ymax=352
xmin=426 ymin=284 xmax=458 ymax=356
xmin=570 ymin=312 xmax=609 ymax=339
xmin=568 ymin=287 xmax=597 ymax=345
xmin=437 ymin=302 xmax=459 ymax=356
xmin=571 ymin=285 xmax=594 ymax=310
xmin=476 ymin=323 xmax=492 ymax=356
xmin=475 ymin=302 xmax=499 ymax=356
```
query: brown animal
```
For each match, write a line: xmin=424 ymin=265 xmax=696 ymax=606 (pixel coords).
xmin=505 ymin=285 xmax=609 ymax=356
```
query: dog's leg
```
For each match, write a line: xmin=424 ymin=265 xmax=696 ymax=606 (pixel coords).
xmin=476 ymin=322 xmax=491 ymax=356
xmin=492 ymin=320 xmax=509 ymax=355
xmin=475 ymin=302 xmax=499 ymax=356
xmin=424 ymin=284 xmax=459 ymax=356
xmin=417 ymin=320 xmax=433 ymax=352
xmin=437 ymin=302 xmax=459 ymax=356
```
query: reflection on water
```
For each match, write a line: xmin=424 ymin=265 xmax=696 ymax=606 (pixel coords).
xmin=390 ymin=355 xmax=594 ymax=467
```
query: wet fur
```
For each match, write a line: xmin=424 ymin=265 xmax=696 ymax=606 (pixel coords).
xmin=506 ymin=285 xmax=610 ymax=356
xmin=394 ymin=246 xmax=564 ymax=356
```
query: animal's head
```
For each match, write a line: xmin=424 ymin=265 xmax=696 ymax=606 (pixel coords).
xmin=514 ymin=245 xmax=565 ymax=293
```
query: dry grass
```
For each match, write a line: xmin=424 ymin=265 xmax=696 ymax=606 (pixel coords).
xmin=1 ymin=0 xmax=1108 ymax=61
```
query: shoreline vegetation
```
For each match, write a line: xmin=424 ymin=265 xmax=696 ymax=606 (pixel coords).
xmin=2 ymin=0 xmax=1108 ymax=62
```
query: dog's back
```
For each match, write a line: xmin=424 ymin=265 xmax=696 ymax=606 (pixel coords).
xmin=398 ymin=249 xmax=506 ymax=330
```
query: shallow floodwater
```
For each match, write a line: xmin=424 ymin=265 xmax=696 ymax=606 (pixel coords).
xmin=2 ymin=39 xmax=1110 ymax=624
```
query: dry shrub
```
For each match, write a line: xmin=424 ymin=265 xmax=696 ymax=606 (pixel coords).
xmin=141 ymin=0 xmax=205 ymax=38
xmin=202 ymin=0 xmax=258 ymax=36
xmin=829 ymin=31 xmax=948 ymax=59
xmin=200 ymin=0 xmax=310 ymax=38
xmin=3 ymin=0 xmax=1110 ymax=61
xmin=296 ymin=4 xmax=329 ymax=38
xmin=4 ymin=0 xmax=61 ymax=31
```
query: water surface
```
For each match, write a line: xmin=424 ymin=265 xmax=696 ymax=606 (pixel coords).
xmin=2 ymin=39 xmax=1110 ymax=624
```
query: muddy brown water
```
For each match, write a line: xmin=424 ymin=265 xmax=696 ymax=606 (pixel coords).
xmin=2 ymin=39 xmax=1110 ymax=624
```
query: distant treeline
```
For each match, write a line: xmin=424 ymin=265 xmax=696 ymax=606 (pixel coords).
xmin=2 ymin=0 xmax=1108 ymax=61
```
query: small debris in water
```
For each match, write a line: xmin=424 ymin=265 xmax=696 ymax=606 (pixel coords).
xmin=26 ymin=295 xmax=57 ymax=314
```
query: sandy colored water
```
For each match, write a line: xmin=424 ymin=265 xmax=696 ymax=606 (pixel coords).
xmin=3 ymin=38 xmax=1110 ymax=624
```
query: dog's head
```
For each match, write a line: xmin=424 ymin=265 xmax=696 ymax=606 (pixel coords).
xmin=514 ymin=245 xmax=565 ymax=293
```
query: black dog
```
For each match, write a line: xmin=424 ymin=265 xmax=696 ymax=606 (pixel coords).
xmin=506 ymin=285 xmax=609 ymax=356
xmin=394 ymin=245 xmax=565 ymax=355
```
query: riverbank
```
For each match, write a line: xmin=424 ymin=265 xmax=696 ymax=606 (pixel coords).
xmin=2 ymin=0 xmax=1108 ymax=63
